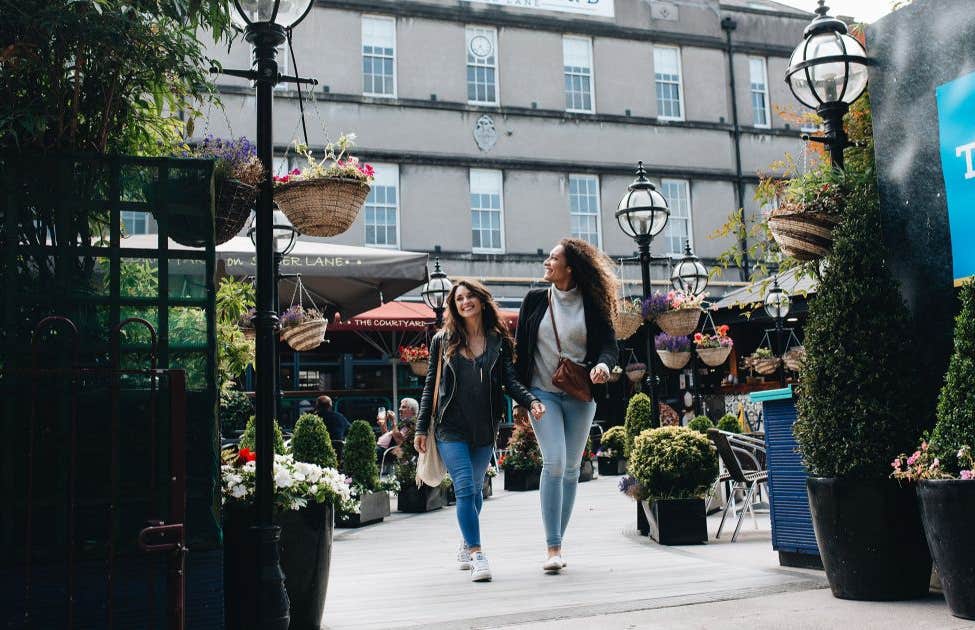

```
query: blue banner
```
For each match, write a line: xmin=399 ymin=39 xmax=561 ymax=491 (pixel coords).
xmin=936 ymin=71 xmax=975 ymax=282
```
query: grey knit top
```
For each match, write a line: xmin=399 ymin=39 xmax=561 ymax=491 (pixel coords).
xmin=531 ymin=286 xmax=588 ymax=393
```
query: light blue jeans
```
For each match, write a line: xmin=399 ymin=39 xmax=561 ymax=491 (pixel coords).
xmin=437 ymin=440 xmax=494 ymax=548
xmin=529 ymin=387 xmax=597 ymax=548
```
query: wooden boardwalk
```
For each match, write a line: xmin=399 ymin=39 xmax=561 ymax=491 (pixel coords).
xmin=323 ymin=474 xmax=824 ymax=629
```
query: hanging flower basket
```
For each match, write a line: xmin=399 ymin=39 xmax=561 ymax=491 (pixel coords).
xmin=274 ymin=177 xmax=369 ymax=237
xmin=215 ymin=179 xmax=257 ymax=244
xmin=783 ymin=346 xmax=806 ymax=372
xmin=280 ymin=318 xmax=327 ymax=352
xmin=655 ymin=308 xmax=702 ymax=337
xmin=409 ymin=361 xmax=428 ymax=377
xmin=768 ymin=209 xmax=840 ymax=262
xmin=752 ymin=356 xmax=782 ymax=375
xmin=696 ymin=345 xmax=732 ymax=367
xmin=625 ymin=363 xmax=646 ymax=383
xmin=657 ymin=350 xmax=691 ymax=370
xmin=613 ymin=299 xmax=644 ymax=340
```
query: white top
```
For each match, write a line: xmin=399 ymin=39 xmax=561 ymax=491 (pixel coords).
xmin=531 ymin=286 xmax=588 ymax=392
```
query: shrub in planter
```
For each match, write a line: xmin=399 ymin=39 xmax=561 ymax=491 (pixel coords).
xmin=393 ymin=428 xmax=444 ymax=512
xmin=687 ymin=415 xmax=713 ymax=433
xmin=598 ymin=425 xmax=627 ymax=475
xmin=238 ymin=415 xmax=286 ymax=455
xmin=794 ymin=165 xmax=930 ymax=601
xmin=627 ymin=426 xmax=717 ymax=545
xmin=716 ymin=414 xmax=741 ymax=433
xmin=338 ymin=420 xmax=392 ymax=527
xmin=623 ymin=393 xmax=654 ymax=457
xmin=219 ymin=389 xmax=253 ymax=437
xmin=579 ymin=437 xmax=596 ymax=482
xmin=501 ymin=423 xmax=543 ymax=491
xmin=292 ymin=413 xmax=338 ymax=469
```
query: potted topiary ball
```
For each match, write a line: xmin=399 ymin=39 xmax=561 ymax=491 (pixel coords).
xmin=687 ymin=415 xmax=713 ymax=433
xmin=338 ymin=420 xmax=392 ymax=528
xmin=716 ymin=414 xmax=741 ymax=433
xmin=623 ymin=393 xmax=654 ymax=458
xmin=597 ymin=425 xmax=628 ymax=476
xmin=628 ymin=426 xmax=718 ymax=545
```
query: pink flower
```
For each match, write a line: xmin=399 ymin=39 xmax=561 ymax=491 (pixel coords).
xmin=921 ymin=441 xmax=928 ymax=451
xmin=891 ymin=459 xmax=901 ymax=470
xmin=290 ymin=168 xmax=300 ymax=175
xmin=907 ymin=451 xmax=920 ymax=466
xmin=932 ymin=458 xmax=940 ymax=468
xmin=960 ymin=470 xmax=973 ymax=480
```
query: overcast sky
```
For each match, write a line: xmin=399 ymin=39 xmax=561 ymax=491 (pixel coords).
xmin=777 ymin=0 xmax=898 ymax=23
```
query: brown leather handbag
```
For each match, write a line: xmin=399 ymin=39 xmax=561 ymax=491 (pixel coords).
xmin=547 ymin=291 xmax=593 ymax=402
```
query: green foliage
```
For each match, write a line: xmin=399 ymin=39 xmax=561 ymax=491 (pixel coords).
xmin=216 ymin=277 xmax=256 ymax=326
xmin=291 ymin=413 xmax=337 ymax=470
xmin=343 ymin=420 xmax=380 ymax=491
xmin=793 ymin=167 xmax=919 ymax=478
xmin=930 ymin=280 xmax=975 ymax=473
xmin=501 ymin=423 xmax=542 ymax=471
xmin=687 ymin=415 xmax=713 ymax=433
xmin=600 ymin=425 xmax=627 ymax=455
xmin=623 ymin=393 xmax=654 ymax=457
xmin=1 ymin=0 xmax=234 ymax=155
xmin=219 ymin=389 xmax=252 ymax=436
xmin=239 ymin=415 xmax=286 ymax=456
xmin=717 ymin=414 xmax=741 ymax=433
xmin=215 ymin=277 xmax=256 ymax=393
xmin=628 ymin=426 xmax=718 ymax=500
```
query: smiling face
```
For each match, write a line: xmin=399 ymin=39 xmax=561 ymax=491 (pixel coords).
xmin=452 ymin=284 xmax=484 ymax=322
xmin=543 ymin=244 xmax=573 ymax=287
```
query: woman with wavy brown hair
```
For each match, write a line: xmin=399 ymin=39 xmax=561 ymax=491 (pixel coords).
xmin=513 ymin=238 xmax=619 ymax=573
xmin=415 ymin=279 xmax=544 ymax=582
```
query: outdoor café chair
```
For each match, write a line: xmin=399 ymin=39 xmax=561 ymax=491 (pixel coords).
xmin=707 ymin=429 xmax=769 ymax=542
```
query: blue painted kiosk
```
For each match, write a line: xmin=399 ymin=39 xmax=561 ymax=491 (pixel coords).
xmin=750 ymin=386 xmax=822 ymax=569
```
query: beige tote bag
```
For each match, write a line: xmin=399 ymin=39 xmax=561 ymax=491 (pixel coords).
xmin=415 ymin=345 xmax=447 ymax=487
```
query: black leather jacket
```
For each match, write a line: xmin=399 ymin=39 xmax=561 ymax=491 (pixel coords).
xmin=514 ymin=287 xmax=619 ymax=395
xmin=416 ymin=331 xmax=538 ymax=437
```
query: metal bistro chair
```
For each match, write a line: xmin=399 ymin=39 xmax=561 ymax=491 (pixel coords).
xmin=707 ymin=429 xmax=769 ymax=542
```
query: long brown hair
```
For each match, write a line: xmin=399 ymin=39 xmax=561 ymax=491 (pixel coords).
xmin=559 ymin=237 xmax=619 ymax=324
xmin=441 ymin=279 xmax=513 ymax=359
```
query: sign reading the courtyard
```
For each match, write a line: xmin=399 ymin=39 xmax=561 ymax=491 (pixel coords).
xmin=936 ymin=70 xmax=975 ymax=282
xmin=466 ymin=0 xmax=614 ymax=18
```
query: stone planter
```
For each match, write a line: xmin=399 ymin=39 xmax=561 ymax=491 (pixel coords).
xmin=598 ymin=456 xmax=627 ymax=476
xmin=503 ymin=468 xmax=541 ymax=491
xmin=397 ymin=483 xmax=444 ymax=513
xmin=639 ymin=498 xmax=707 ymax=545
xmin=918 ymin=479 xmax=975 ymax=619
xmin=337 ymin=490 xmax=391 ymax=528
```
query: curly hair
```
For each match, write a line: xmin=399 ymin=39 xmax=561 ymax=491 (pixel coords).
xmin=441 ymin=279 xmax=514 ymax=359
xmin=559 ymin=237 xmax=619 ymax=325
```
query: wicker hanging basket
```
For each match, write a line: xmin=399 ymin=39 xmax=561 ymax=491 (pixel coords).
xmin=783 ymin=346 xmax=806 ymax=372
xmin=215 ymin=179 xmax=257 ymax=245
xmin=280 ymin=319 xmax=327 ymax=352
xmin=274 ymin=177 xmax=369 ymax=237
xmin=657 ymin=350 xmax=691 ymax=370
xmin=752 ymin=356 xmax=782 ymax=375
xmin=613 ymin=300 xmax=644 ymax=341
xmin=768 ymin=209 xmax=840 ymax=262
xmin=696 ymin=345 xmax=732 ymax=367
xmin=625 ymin=367 xmax=646 ymax=383
xmin=655 ymin=309 xmax=701 ymax=337
xmin=409 ymin=361 xmax=429 ymax=377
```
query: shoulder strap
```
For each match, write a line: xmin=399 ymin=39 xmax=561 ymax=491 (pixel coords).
xmin=547 ymin=289 xmax=564 ymax=356
xmin=430 ymin=338 xmax=444 ymax=429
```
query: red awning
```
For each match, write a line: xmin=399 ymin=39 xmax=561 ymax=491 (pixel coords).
xmin=329 ymin=301 xmax=519 ymax=332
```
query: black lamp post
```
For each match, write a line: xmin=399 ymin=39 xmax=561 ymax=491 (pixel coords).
xmin=225 ymin=2 xmax=315 ymax=628
xmin=764 ymin=276 xmax=791 ymax=388
xmin=784 ymin=0 xmax=868 ymax=169
xmin=671 ymin=241 xmax=709 ymax=413
xmin=421 ymin=257 xmax=452 ymax=328
xmin=616 ymin=162 xmax=670 ymax=425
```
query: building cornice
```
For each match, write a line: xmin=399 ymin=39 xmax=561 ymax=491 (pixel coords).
xmin=313 ymin=0 xmax=799 ymax=57
xmin=718 ymin=3 xmax=813 ymax=20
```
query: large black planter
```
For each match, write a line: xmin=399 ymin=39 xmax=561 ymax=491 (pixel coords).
xmin=224 ymin=502 xmax=334 ymax=630
xmin=337 ymin=490 xmax=391 ymax=528
xmin=918 ymin=480 xmax=975 ymax=619
xmin=397 ymin=483 xmax=444 ymax=513
xmin=503 ymin=468 xmax=541 ymax=491
xmin=807 ymin=477 xmax=931 ymax=601
xmin=578 ymin=459 xmax=594 ymax=482
xmin=639 ymin=499 xmax=707 ymax=545
xmin=598 ymin=456 xmax=626 ymax=476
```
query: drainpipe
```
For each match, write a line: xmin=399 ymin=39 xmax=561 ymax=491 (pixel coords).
xmin=721 ymin=16 xmax=750 ymax=281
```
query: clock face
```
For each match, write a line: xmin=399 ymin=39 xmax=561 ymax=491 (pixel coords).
xmin=469 ymin=35 xmax=493 ymax=59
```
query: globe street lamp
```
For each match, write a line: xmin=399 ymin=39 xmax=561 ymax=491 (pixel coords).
xmin=617 ymin=162 xmax=670 ymax=424
xmin=671 ymin=240 xmax=709 ymax=298
xmin=764 ymin=276 xmax=792 ymax=387
xmin=421 ymin=258 xmax=452 ymax=328
xmin=226 ymin=2 xmax=315 ymax=628
xmin=784 ymin=0 xmax=868 ymax=169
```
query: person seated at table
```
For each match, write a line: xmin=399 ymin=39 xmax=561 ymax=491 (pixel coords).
xmin=375 ymin=397 xmax=419 ymax=435
xmin=316 ymin=395 xmax=351 ymax=444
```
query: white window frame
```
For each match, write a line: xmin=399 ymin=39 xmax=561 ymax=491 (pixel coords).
xmin=363 ymin=163 xmax=400 ymax=249
xmin=563 ymin=36 xmax=595 ymax=114
xmin=653 ymin=45 xmax=684 ymax=122
xmin=469 ymin=169 xmax=505 ymax=254
xmin=120 ymin=210 xmax=155 ymax=235
xmin=361 ymin=15 xmax=397 ymax=98
xmin=567 ymin=174 xmax=601 ymax=248
xmin=466 ymin=26 xmax=499 ymax=106
xmin=660 ymin=178 xmax=692 ymax=256
xmin=749 ymin=57 xmax=771 ymax=129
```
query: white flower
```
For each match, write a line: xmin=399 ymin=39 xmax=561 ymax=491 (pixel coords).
xmin=308 ymin=484 xmax=318 ymax=495
xmin=274 ymin=464 xmax=295 ymax=489
xmin=231 ymin=485 xmax=247 ymax=499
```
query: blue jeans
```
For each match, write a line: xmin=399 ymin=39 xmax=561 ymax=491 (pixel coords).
xmin=530 ymin=388 xmax=597 ymax=548
xmin=437 ymin=440 xmax=494 ymax=548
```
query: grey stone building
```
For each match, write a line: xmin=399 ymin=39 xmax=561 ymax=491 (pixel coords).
xmin=198 ymin=0 xmax=813 ymax=307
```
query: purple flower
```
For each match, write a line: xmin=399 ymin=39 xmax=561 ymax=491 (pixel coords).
xmin=642 ymin=292 xmax=670 ymax=319
xmin=618 ymin=475 xmax=638 ymax=494
xmin=655 ymin=333 xmax=691 ymax=353
xmin=279 ymin=305 xmax=304 ymax=326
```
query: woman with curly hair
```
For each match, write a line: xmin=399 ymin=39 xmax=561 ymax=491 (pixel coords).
xmin=513 ymin=238 xmax=619 ymax=573
xmin=415 ymin=279 xmax=544 ymax=582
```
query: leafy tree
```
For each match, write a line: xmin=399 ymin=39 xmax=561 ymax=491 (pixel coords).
xmin=930 ymin=280 xmax=975 ymax=473
xmin=343 ymin=420 xmax=380 ymax=491
xmin=291 ymin=413 xmax=337 ymax=469
xmin=623 ymin=393 xmax=654 ymax=457
xmin=239 ymin=415 xmax=286 ymax=456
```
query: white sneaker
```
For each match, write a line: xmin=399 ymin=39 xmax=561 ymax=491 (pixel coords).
xmin=470 ymin=552 xmax=492 ymax=582
xmin=456 ymin=543 xmax=472 ymax=570
xmin=542 ymin=555 xmax=564 ymax=572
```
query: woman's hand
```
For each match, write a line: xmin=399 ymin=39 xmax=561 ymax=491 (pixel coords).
xmin=530 ymin=400 xmax=546 ymax=420
xmin=414 ymin=434 xmax=427 ymax=454
xmin=590 ymin=362 xmax=611 ymax=384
